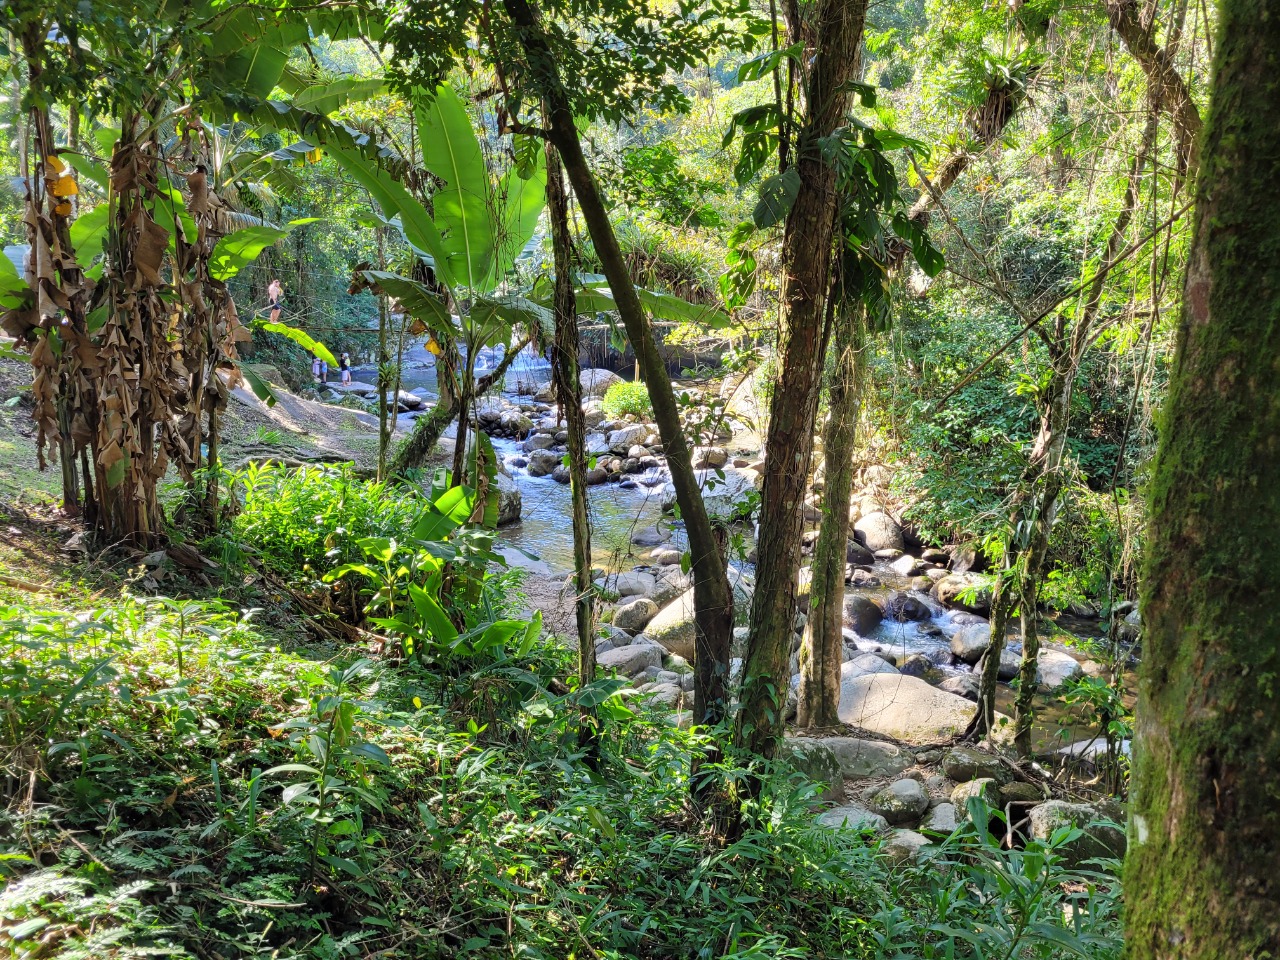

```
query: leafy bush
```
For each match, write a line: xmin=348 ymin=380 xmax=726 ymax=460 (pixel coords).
xmin=601 ymin=379 xmax=654 ymax=420
xmin=230 ymin=462 xmax=425 ymax=577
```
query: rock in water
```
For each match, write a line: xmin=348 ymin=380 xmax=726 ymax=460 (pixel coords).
xmin=844 ymin=594 xmax=883 ymax=634
xmin=949 ymin=622 xmax=992 ymax=663
xmin=838 ymin=674 xmax=976 ymax=742
xmin=938 ymin=675 xmax=980 ymax=701
xmin=854 ymin=511 xmax=905 ymax=552
xmin=935 ymin=573 xmax=992 ymax=614
xmin=496 ymin=473 xmax=521 ymax=526
xmin=1037 ymin=649 xmax=1083 ymax=691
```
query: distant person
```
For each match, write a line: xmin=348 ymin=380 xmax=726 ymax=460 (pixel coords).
xmin=311 ymin=354 xmax=321 ymax=384
xmin=267 ymin=279 xmax=282 ymax=323
xmin=340 ymin=352 xmax=352 ymax=386
xmin=319 ymin=357 xmax=329 ymax=384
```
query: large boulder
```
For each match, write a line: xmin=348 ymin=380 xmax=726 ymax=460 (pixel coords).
xmin=645 ymin=575 xmax=754 ymax=661
xmin=496 ymin=472 xmax=522 ymax=526
xmin=584 ymin=433 xmax=611 ymax=456
xmin=939 ymin=675 xmax=980 ymax=701
xmin=613 ymin=597 xmax=659 ymax=633
xmin=1038 ymin=649 xmax=1084 ymax=691
xmin=920 ymin=802 xmax=959 ymax=835
xmin=846 ymin=539 xmax=876 ymax=566
xmin=949 ymin=541 xmax=987 ymax=573
xmin=817 ymin=804 xmax=889 ymax=834
xmin=976 ymin=646 xmax=1021 ymax=681
xmin=580 ymin=368 xmax=624 ymax=397
xmin=880 ymin=829 xmax=931 ymax=864
xmin=778 ymin=739 xmax=845 ymax=802
xmin=844 ymin=594 xmax=884 ymax=634
xmin=526 ymin=449 xmax=561 ymax=477
xmin=660 ymin=468 xmax=757 ymax=522
xmin=790 ymin=736 xmax=911 ymax=780
xmin=1027 ymin=800 xmax=1126 ymax=866
xmin=949 ymin=622 xmax=993 ymax=663
xmin=613 ymin=571 xmax=656 ymax=598
xmin=523 ymin=432 xmax=555 ymax=452
xmin=936 ymin=573 xmax=992 ymax=614
xmin=842 ymin=655 xmax=899 ymax=680
xmin=597 ymin=642 xmax=664 ymax=677
xmin=884 ymin=593 xmax=931 ymax=622
xmin=951 ymin=778 xmax=1001 ymax=814
xmin=607 ymin=424 xmax=650 ymax=453
xmin=864 ymin=779 xmax=929 ymax=825
xmin=838 ymin=674 xmax=976 ymax=743
xmin=854 ymin=511 xmax=905 ymax=552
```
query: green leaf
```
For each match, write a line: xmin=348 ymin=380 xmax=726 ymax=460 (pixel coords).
xmin=290 ymin=77 xmax=386 ymax=115
xmin=210 ymin=224 xmax=289 ymax=281
xmin=240 ymin=366 xmax=278 ymax=407
xmin=70 ymin=205 xmax=111 ymax=269
xmin=257 ymin=321 xmax=337 ymax=367
xmin=361 ymin=270 xmax=453 ymax=335
xmin=0 ymin=249 xmax=30 ymax=310
xmin=325 ymin=143 xmax=455 ymax=289
xmin=416 ymin=85 xmax=494 ymax=292
xmin=752 ymin=167 xmax=801 ymax=229
xmin=61 ymin=152 xmax=108 ymax=191
xmin=408 ymin=583 xmax=458 ymax=646
xmin=494 ymin=154 xmax=547 ymax=285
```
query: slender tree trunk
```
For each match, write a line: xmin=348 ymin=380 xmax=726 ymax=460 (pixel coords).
xmin=500 ymin=0 xmax=734 ymax=728
xmin=798 ymin=303 xmax=863 ymax=728
xmin=376 ymin=228 xmax=391 ymax=481
xmin=1127 ymin=4 xmax=1280 ymax=953
xmin=546 ymin=142 xmax=597 ymax=747
xmin=390 ymin=345 xmax=528 ymax=475
xmin=975 ymin=564 xmax=1012 ymax=737
xmin=737 ymin=0 xmax=870 ymax=758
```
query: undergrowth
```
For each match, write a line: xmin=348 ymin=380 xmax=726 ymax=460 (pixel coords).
xmin=0 ymin=465 xmax=1124 ymax=959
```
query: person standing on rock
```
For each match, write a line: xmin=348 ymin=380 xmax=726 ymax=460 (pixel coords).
xmin=267 ymin=278 xmax=283 ymax=323
xmin=340 ymin=352 xmax=352 ymax=386
xmin=319 ymin=357 xmax=329 ymax=385
xmin=311 ymin=353 xmax=321 ymax=384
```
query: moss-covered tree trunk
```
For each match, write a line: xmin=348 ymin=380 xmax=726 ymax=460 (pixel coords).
xmin=798 ymin=304 xmax=863 ymax=728
xmin=545 ymin=142 xmax=596 ymax=707
xmin=1126 ymin=3 xmax=1280 ymax=953
xmin=501 ymin=0 xmax=735 ymax=729
xmin=737 ymin=0 xmax=869 ymax=758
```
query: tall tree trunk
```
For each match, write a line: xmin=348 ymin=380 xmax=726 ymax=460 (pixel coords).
xmin=1127 ymin=4 xmax=1280 ymax=953
xmin=737 ymin=0 xmax=869 ymax=758
xmin=500 ymin=0 xmax=734 ymax=729
xmin=798 ymin=303 xmax=863 ymax=728
xmin=546 ymin=142 xmax=597 ymax=752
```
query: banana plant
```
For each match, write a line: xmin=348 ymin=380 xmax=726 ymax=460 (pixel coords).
xmin=324 ymin=85 xmax=552 ymax=487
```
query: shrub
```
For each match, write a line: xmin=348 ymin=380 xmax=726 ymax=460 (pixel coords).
xmin=601 ymin=379 xmax=654 ymax=420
